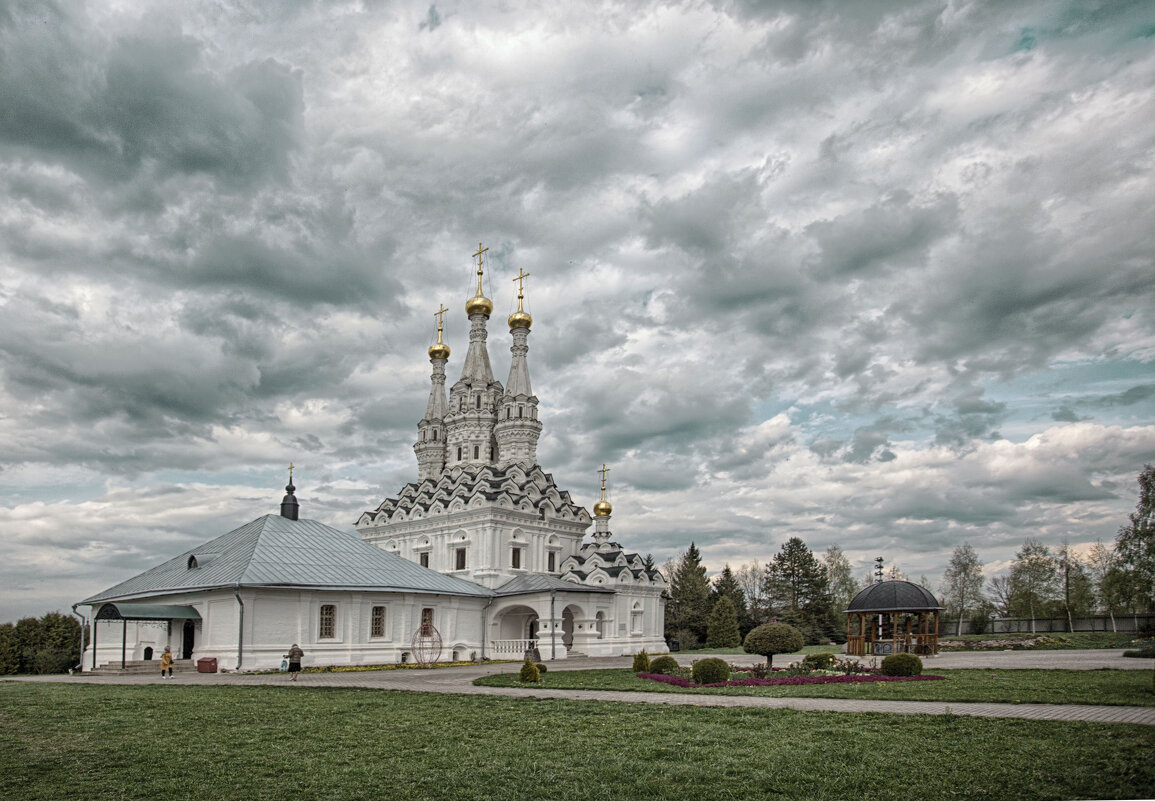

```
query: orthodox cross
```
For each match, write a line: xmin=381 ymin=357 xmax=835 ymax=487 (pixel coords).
xmin=471 ymin=243 xmax=488 ymax=296
xmin=434 ymin=303 xmax=448 ymax=332
xmin=512 ymin=267 xmax=531 ymax=297
xmin=288 ymin=462 xmax=295 ymax=483
xmin=598 ymin=463 xmax=611 ymax=498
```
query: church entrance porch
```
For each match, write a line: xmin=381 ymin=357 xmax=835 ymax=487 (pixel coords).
xmin=492 ymin=604 xmax=539 ymax=658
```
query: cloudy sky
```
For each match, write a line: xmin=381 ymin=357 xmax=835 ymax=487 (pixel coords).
xmin=1 ymin=0 xmax=1153 ymax=622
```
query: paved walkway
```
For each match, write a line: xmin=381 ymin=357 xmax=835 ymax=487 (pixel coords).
xmin=7 ymin=650 xmax=1153 ymax=726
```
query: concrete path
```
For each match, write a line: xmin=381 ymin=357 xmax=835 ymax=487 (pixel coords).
xmin=7 ymin=649 xmax=1153 ymax=726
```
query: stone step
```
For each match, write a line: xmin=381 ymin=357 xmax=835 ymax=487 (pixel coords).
xmin=89 ymin=659 xmax=197 ymax=675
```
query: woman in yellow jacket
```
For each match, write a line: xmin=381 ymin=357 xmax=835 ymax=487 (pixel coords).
xmin=160 ymin=646 xmax=174 ymax=679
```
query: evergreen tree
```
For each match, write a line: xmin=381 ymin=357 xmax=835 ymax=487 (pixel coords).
xmin=711 ymin=564 xmax=751 ymax=636
xmin=666 ymin=542 xmax=711 ymax=646
xmin=1008 ymin=539 xmax=1058 ymax=633
xmin=763 ymin=537 xmax=834 ymax=644
xmin=941 ymin=544 xmax=985 ymax=636
xmin=1114 ymin=464 xmax=1155 ymax=614
xmin=706 ymin=596 xmax=741 ymax=647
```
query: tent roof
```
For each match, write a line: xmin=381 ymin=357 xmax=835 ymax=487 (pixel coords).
xmin=844 ymin=580 xmax=943 ymax=613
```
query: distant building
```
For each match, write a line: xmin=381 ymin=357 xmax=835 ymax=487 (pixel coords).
xmin=80 ymin=248 xmax=666 ymax=671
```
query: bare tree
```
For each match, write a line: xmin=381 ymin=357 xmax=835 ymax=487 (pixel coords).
xmin=735 ymin=562 xmax=767 ymax=626
xmin=1087 ymin=540 xmax=1117 ymax=632
xmin=987 ymin=574 xmax=1014 ymax=618
xmin=1009 ymin=540 xmax=1059 ymax=634
xmin=942 ymin=544 xmax=985 ymax=636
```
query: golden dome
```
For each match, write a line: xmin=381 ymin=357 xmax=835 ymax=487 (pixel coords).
xmin=508 ymin=309 xmax=533 ymax=329
xmin=428 ymin=341 xmax=450 ymax=360
xmin=593 ymin=499 xmax=613 ymax=517
xmin=465 ymin=293 xmax=493 ymax=317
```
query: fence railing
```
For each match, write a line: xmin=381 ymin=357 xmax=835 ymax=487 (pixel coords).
xmin=939 ymin=615 xmax=1154 ymax=636
xmin=490 ymin=639 xmax=536 ymax=656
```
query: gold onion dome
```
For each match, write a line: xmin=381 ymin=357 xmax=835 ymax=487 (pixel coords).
xmin=508 ymin=308 xmax=532 ymax=329
xmin=465 ymin=292 xmax=493 ymax=317
xmin=593 ymin=499 xmax=613 ymax=517
xmin=428 ymin=340 xmax=450 ymax=360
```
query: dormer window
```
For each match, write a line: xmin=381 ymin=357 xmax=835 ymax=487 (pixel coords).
xmin=187 ymin=555 xmax=198 ymax=569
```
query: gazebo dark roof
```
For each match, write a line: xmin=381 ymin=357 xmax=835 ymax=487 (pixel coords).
xmin=844 ymin=580 xmax=943 ymax=613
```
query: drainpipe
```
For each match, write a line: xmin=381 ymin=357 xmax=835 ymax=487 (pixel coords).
xmin=234 ymin=587 xmax=245 ymax=671
xmin=550 ymin=589 xmax=557 ymax=661
xmin=70 ymin=604 xmax=86 ymax=672
xmin=480 ymin=594 xmax=495 ymax=661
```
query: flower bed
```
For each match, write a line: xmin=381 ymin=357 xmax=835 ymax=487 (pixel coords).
xmin=639 ymin=672 xmax=946 ymax=688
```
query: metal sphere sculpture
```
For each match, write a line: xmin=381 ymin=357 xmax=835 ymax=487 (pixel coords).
xmin=410 ymin=623 xmax=443 ymax=667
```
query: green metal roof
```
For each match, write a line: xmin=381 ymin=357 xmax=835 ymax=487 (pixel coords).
xmin=82 ymin=514 xmax=493 ymax=604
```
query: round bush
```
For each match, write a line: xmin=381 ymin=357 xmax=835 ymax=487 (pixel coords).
xmin=691 ymin=657 xmax=731 ymax=684
xmin=535 ymin=662 xmax=547 ymax=674
xmin=880 ymin=652 xmax=923 ymax=677
xmin=802 ymin=652 xmax=836 ymax=671
xmin=519 ymin=660 xmax=541 ymax=683
xmin=647 ymin=655 xmax=680 ymax=675
xmin=743 ymin=623 xmax=804 ymax=667
xmin=632 ymin=650 xmax=651 ymax=673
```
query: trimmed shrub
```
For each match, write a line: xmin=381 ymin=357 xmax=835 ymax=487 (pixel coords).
xmin=691 ymin=657 xmax=730 ymax=684
xmin=802 ymin=652 xmax=837 ymax=671
xmin=518 ymin=660 xmax=541 ymax=683
xmin=648 ymin=655 xmax=680 ymax=675
xmin=1122 ymin=644 xmax=1155 ymax=658
xmin=632 ymin=650 xmax=651 ymax=673
xmin=706 ymin=597 xmax=741 ymax=648
xmin=742 ymin=623 xmax=804 ymax=668
xmin=535 ymin=662 xmax=547 ymax=674
xmin=880 ymin=652 xmax=923 ymax=677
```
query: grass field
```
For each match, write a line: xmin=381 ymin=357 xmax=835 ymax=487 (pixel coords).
xmin=1 ymin=683 xmax=1152 ymax=801
xmin=475 ymin=668 xmax=1155 ymax=706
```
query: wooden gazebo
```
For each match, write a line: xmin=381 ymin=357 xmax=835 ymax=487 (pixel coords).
xmin=844 ymin=580 xmax=943 ymax=657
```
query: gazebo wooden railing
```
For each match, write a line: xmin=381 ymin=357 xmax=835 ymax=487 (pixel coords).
xmin=845 ymin=610 xmax=939 ymax=657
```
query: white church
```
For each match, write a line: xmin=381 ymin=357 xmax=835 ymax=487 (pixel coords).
xmin=80 ymin=248 xmax=668 ymax=672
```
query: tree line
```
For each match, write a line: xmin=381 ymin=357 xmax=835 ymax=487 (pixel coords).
xmin=665 ymin=465 xmax=1155 ymax=647
xmin=0 ymin=612 xmax=85 ymax=675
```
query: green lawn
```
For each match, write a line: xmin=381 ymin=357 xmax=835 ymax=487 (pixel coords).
xmin=1 ymin=684 xmax=1151 ymax=801
xmin=475 ymin=668 xmax=1155 ymax=706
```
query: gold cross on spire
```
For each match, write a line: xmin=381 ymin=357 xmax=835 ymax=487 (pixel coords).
xmin=288 ymin=462 xmax=294 ymax=481
xmin=598 ymin=463 xmax=611 ymax=499
xmin=472 ymin=242 xmax=489 ymax=295
xmin=512 ymin=268 xmax=531 ymax=311
xmin=434 ymin=303 xmax=449 ymax=330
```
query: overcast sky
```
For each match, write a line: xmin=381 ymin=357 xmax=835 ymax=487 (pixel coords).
xmin=1 ymin=1 xmax=1153 ymax=622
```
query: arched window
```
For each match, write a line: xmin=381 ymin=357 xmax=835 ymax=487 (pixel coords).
xmin=457 ymin=446 xmax=463 ymax=461
xmin=518 ymin=406 xmax=523 ymax=418
xmin=433 ymin=429 xmax=438 ymax=441
xmin=187 ymin=555 xmax=198 ymax=569
xmin=475 ymin=394 xmax=481 ymax=409
xmin=473 ymin=445 xmax=479 ymax=459
xmin=506 ymin=408 xmax=511 ymax=419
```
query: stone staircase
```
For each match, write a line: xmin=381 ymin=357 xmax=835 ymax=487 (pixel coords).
xmin=87 ymin=659 xmax=197 ymax=675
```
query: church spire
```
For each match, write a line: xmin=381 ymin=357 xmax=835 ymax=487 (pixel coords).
xmin=280 ymin=464 xmax=299 ymax=521
xmin=446 ymin=244 xmax=503 ymax=470
xmin=495 ymin=267 xmax=542 ymax=467
xmin=591 ymin=463 xmax=613 ymax=548
xmin=415 ymin=305 xmax=451 ymax=480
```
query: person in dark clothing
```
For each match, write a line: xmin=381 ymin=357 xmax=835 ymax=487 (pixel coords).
xmin=284 ymin=644 xmax=304 ymax=680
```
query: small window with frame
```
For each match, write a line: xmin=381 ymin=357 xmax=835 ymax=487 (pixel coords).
xmin=319 ymin=604 xmax=336 ymax=639
xmin=455 ymin=548 xmax=466 ymax=570
xmin=370 ymin=606 xmax=386 ymax=638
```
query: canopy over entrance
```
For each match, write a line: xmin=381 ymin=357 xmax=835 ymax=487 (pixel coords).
xmin=844 ymin=580 xmax=943 ymax=657
xmin=95 ymin=603 xmax=201 ymax=621
xmin=92 ymin=603 xmax=201 ymax=670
